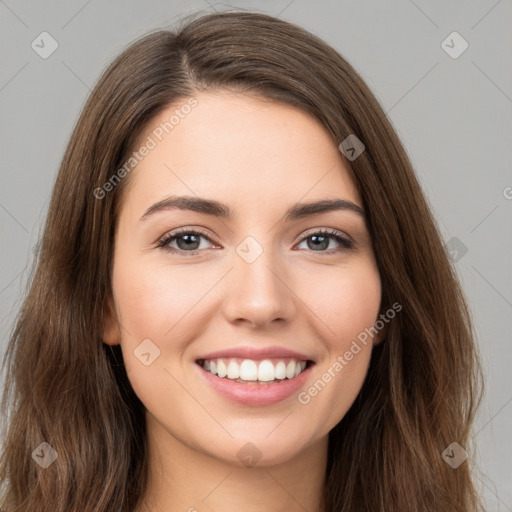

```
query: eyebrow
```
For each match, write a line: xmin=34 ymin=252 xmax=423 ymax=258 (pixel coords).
xmin=139 ymin=195 xmax=365 ymax=222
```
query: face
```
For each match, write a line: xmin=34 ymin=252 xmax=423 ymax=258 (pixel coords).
xmin=103 ymin=90 xmax=382 ymax=467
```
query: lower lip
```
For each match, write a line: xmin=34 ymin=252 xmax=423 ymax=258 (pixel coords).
xmin=197 ymin=363 xmax=313 ymax=407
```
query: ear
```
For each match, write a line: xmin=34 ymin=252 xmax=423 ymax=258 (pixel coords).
xmin=372 ymin=310 xmax=391 ymax=346
xmin=101 ymin=296 xmax=121 ymax=346
xmin=373 ymin=326 xmax=388 ymax=345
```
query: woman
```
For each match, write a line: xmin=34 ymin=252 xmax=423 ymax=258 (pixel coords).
xmin=0 ymin=10 xmax=484 ymax=512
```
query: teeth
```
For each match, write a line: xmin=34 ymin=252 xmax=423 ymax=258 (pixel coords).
xmin=286 ymin=361 xmax=296 ymax=379
xmin=240 ymin=359 xmax=258 ymax=380
xmin=258 ymin=360 xmax=275 ymax=381
xmin=217 ymin=359 xmax=227 ymax=378
xmin=227 ymin=360 xmax=240 ymax=379
xmin=200 ymin=357 xmax=309 ymax=383
xmin=275 ymin=361 xmax=286 ymax=380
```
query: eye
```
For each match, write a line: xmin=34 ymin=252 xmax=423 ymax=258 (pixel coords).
xmin=295 ymin=229 xmax=353 ymax=253
xmin=156 ymin=227 xmax=353 ymax=256
xmin=156 ymin=228 xmax=217 ymax=255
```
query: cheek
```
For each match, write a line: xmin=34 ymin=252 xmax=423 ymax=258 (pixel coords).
xmin=299 ymin=260 xmax=382 ymax=346
xmin=112 ymin=255 xmax=215 ymax=341
xmin=295 ymin=261 xmax=381 ymax=424
xmin=111 ymin=255 xmax=226 ymax=403
xmin=111 ymin=258 xmax=200 ymax=419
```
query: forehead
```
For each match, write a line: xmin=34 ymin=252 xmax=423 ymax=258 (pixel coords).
xmin=121 ymin=91 xmax=362 ymax=217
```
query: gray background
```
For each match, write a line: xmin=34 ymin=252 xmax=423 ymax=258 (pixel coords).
xmin=1 ymin=0 xmax=511 ymax=509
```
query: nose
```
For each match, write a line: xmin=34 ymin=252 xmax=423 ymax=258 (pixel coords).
xmin=222 ymin=244 xmax=296 ymax=328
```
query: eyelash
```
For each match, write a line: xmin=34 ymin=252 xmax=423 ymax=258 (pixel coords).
xmin=155 ymin=227 xmax=353 ymax=256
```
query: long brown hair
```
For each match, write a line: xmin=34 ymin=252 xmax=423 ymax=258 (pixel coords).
xmin=0 ymin=10 xmax=484 ymax=511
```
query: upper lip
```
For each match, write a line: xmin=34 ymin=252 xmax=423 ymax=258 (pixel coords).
xmin=197 ymin=346 xmax=314 ymax=362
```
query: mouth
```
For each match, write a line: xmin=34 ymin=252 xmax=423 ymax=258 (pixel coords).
xmin=196 ymin=357 xmax=314 ymax=385
xmin=195 ymin=355 xmax=315 ymax=406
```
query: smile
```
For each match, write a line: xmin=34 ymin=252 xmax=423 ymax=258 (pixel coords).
xmin=197 ymin=357 xmax=309 ymax=384
xmin=195 ymin=354 xmax=314 ymax=406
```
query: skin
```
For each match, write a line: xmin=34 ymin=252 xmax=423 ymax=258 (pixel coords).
xmin=102 ymin=90 xmax=383 ymax=512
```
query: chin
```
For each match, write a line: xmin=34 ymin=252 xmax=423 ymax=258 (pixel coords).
xmin=207 ymin=431 xmax=316 ymax=468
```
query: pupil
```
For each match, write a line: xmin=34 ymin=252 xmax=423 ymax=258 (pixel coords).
xmin=178 ymin=234 xmax=200 ymax=250
xmin=309 ymin=235 xmax=328 ymax=251
xmin=175 ymin=234 xmax=331 ymax=252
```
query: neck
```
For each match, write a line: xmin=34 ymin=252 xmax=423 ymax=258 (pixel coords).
xmin=135 ymin=412 xmax=328 ymax=512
